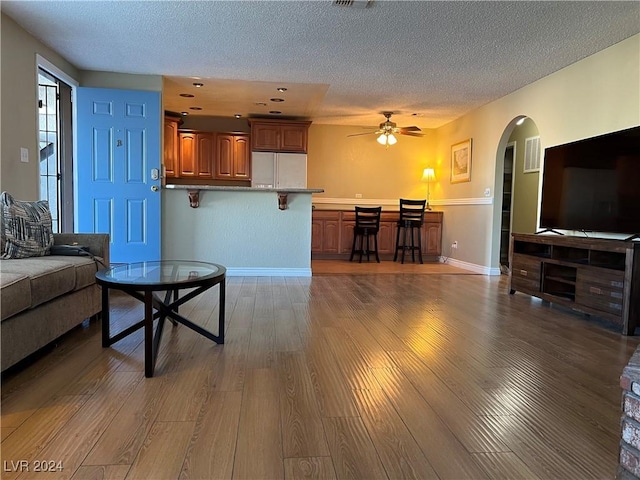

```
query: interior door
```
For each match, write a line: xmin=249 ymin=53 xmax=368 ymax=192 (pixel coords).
xmin=76 ymin=87 xmax=161 ymax=263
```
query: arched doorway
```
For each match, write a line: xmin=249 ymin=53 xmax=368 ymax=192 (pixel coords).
xmin=493 ymin=117 xmax=542 ymax=272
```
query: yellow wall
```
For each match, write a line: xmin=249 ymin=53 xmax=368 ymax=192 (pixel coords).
xmin=307 ymin=125 xmax=437 ymax=208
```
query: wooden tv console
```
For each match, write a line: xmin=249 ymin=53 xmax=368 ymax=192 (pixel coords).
xmin=509 ymin=233 xmax=640 ymax=335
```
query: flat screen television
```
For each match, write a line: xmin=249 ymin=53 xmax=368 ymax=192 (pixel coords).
xmin=539 ymin=126 xmax=640 ymax=236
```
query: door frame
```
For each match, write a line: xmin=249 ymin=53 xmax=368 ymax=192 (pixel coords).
xmin=36 ymin=54 xmax=78 ymax=231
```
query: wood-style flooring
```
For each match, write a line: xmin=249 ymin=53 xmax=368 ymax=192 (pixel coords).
xmin=311 ymin=259 xmax=477 ymax=275
xmin=2 ymin=266 xmax=638 ymax=479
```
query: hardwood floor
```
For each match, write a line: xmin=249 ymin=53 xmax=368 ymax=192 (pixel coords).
xmin=311 ymin=259 xmax=476 ymax=275
xmin=2 ymin=272 xmax=638 ymax=479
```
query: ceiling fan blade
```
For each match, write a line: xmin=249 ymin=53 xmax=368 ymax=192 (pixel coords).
xmin=399 ymin=126 xmax=421 ymax=133
xmin=400 ymin=131 xmax=425 ymax=137
xmin=347 ymin=131 xmax=378 ymax=137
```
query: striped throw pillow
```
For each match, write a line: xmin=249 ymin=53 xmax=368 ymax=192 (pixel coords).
xmin=0 ymin=192 xmax=54 ymax=259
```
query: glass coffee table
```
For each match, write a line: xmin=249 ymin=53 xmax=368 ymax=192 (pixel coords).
xmin=96 ymin=260 xmax=226 ymax=377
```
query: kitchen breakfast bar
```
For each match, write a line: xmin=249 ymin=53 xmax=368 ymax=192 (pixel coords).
xmin=162 ymin=185 xmax=324 ymax=277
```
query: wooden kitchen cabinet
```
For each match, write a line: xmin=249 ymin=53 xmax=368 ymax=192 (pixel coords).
xmin=311 ymin=211 xmax=340 ymax=254
xmin=378 ymin=212 xmax=398 ymax=254
xmin=215 ymin=134 xmax=250 ymax=180
xmin=178 ymin=132 xmax=213 ymax=178
xmin=178 ymin=132 xmax=196 ymax=177
xmin=312 ymin=209 xmax=443 ymax=261
xmin=197 ymin=133 xmax=214 ymax=178
xmin=338 ymin=211 xmax=395 ymax=254
xmin=422 ymin=212 xmax=444 ymax=258
xmin=340 ymin=219 xmax=355 ymax=254
xmin=163 ymin=115 xmax=181 ymax=178
xmin=248 ymin=119 xmax=311 ymax=153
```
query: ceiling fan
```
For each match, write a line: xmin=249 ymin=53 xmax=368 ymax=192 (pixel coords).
xmin=348 ymin=111 xmax=424 ymax=145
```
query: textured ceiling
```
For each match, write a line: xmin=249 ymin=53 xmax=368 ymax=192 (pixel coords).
xmin=3 ymin=1 xmax=639 ymax=128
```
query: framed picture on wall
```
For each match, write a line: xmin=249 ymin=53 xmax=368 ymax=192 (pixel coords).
xmin=451 ymin=138 xmax=472 ymax=183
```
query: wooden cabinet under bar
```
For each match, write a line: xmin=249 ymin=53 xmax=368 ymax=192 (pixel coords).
xmin=509 ymin=233 xmax=640 ymax=334
xmin=312 ymin=209 xmax=443 ymax=261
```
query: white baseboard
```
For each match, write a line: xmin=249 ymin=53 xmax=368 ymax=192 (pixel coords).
xmin=227 ymin=262 xmax=500 ymax=277
xmin=226 ymin=267 xmax=312 ymax=277
xmin=445 ymin=257 xmax=501 ymax=276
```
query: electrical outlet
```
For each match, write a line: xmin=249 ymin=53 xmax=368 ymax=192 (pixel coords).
xmin=355 ymin=193 xmax=362 ymax=198
xmin=452 ymin=241 xmax=458 ymax=249
xmin=20 ymin=148 xmax=29 ymax=163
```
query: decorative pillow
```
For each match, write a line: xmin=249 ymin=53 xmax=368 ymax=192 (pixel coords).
xmin=0 ymin=192 xmax=54 ymax=259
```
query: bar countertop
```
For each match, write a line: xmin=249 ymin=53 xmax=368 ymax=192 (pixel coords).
xmin=164 ymin=184 xmax=324 ymax=194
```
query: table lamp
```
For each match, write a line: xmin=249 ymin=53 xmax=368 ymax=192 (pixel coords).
xmin=421 ymin=168 xmax=435 ymax=210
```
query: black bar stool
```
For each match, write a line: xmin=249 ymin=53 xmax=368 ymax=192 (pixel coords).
xmin=394 ymin=199 xmax=426 ymax=264
xmin=350 ymin=206 xmax=382 ymax=263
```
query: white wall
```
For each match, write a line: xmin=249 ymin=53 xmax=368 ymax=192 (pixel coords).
xmin=162 ymin=189 xmax=313 ymax=275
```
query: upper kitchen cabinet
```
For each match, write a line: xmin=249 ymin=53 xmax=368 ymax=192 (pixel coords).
xmin=248 ymin=118 xmax=312 ymax=153
xmin=178 ymin=131 xmax=214 ymax=178
xmin=215 ymin=134 xmax=251 ymax=180
xmin=163 ymin=115 xmax=182 ymax=178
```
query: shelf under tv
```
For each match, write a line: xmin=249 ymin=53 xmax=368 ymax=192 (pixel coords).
xmin=509 ymin=233 xmax=640 ymax=335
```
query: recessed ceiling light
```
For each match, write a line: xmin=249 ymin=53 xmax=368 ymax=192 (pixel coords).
xmin=270 ymin=98 xmax=285 ymax=103
xmin=234 ymin=113 xmax=242 ymax=118
xmin=189 ymin=106 xmax=203 ymax=110
xmin=254 ymin=102 xmax=267 ymax=106
xmin=516 ymin=117 xmax=526 ymax=125
xmin=181 ymin=112 xmax=189 ymax=116
xmin=269 ymin=110 xmax=282 ymax=115
xmin=276 ymin=87 xmax=287 ymax=92
xmin=192 ymin=82 xmax=204 ymax=87
xmin=180 ymin=93 xmax=195 ymax=98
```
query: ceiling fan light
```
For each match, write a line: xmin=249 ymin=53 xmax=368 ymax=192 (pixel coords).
xmin=377 ymin=133 xmax=388 ymax=145
xmin=387 ymin=134 xmax=397 ymax=145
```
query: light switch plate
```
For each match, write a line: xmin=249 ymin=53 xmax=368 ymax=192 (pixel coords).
xmin=20 ymin=148 xmax=29 ymax=163
xmin=484 ymin=187 xmax=491 ymax=197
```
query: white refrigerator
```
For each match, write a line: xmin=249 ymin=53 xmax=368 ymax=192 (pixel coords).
xmin=251 ymin=152 xmax=307 ymax=188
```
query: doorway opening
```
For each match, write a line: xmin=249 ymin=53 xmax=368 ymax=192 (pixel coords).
xmin=492 ymin=116 xmax=541 ymax=272
xmin=499 ymin=143 xmax=515 ymax=271
xmin=38 ymin=68 xmax=73 ymax=232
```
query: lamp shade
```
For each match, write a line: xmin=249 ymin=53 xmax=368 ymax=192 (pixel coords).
xmin=421 ymin=167 xmax=435 ymax=182
xmin=377 ymin=132 xmax=398 ymax=146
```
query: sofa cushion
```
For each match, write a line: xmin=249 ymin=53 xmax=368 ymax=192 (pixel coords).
xmin=46 ymin=255 xmax=102 ymax=290
xmin=0 ymin=192 xmax=54 ymax=259
xmin=0 ymin=272 xmax=32 ymax=321
xmin=0 ymin=258 xmax=75 ymax=308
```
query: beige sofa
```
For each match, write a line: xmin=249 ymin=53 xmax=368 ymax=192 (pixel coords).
xmin=1 ymin=233 xmax=109 ymax=370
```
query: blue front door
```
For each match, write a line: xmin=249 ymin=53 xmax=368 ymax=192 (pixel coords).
xmin=76 ymin=88 xmax=161 ymax=263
